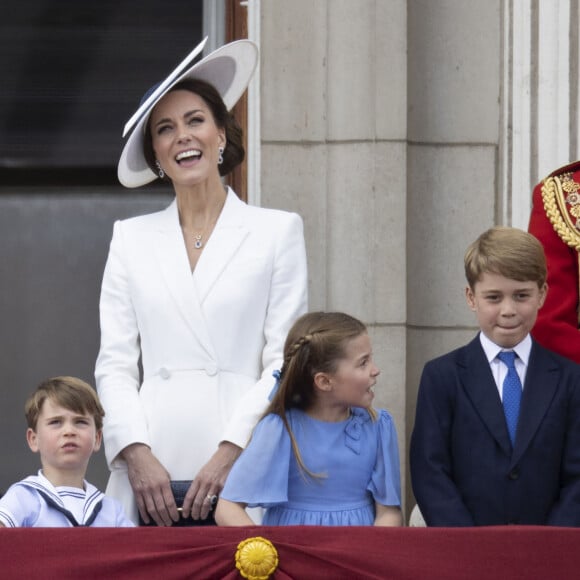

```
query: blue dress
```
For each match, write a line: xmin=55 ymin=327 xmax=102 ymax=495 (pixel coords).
xmin=221 ymin=407 xmax=401 ymax=525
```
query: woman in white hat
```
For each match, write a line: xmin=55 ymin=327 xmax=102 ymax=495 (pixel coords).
xmin=95 ymin=38 xmax=308 ymax=526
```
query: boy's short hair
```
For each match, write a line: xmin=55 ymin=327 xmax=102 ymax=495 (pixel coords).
xmin=25 ymin=376 xmax=105 ymax=431
xmin=464 ymin=226 xmax=547 ymax=289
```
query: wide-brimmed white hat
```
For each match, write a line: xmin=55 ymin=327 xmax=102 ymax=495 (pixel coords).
xmin=118 ymin=37 xmax=259 ymax=188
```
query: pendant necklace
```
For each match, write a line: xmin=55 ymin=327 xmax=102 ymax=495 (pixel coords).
xmin=184 ymin=196 xmax=225 ymax=251
xmin=192 ymin=222 xmax=212 ymax=249
xmin=190 ymin=203 xmax=223 ymax=250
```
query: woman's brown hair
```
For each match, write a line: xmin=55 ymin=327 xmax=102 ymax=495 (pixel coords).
xmin=143 ymin=78 xmax=245 ymax=179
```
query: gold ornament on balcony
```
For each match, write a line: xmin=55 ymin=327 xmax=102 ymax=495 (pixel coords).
xmin=235 ymin=536 xmax=279 ymax=580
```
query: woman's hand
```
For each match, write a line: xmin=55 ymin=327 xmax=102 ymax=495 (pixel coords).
xmin=121 ymin=443 xmax=179 ymax=526
xmin=181 ymin=441 xmax=242 ymax=520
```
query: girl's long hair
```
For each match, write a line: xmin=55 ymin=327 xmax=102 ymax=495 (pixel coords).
xmin=264 ymin=311 xmax=371 ymax=479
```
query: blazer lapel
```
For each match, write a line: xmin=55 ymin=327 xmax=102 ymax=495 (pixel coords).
xmin=194 ymin=189 xmax=250 ymax=304
xmin=153 ymin=200 xmax=215 ymax=358
xmin=511 ymin=341 xmax=560 ymax=465
xmin=459 ymin=337 xmax=513 ymax=457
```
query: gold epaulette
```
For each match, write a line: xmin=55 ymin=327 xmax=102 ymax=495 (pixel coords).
xmin=541 ymin=172 xmax=580 ymax=251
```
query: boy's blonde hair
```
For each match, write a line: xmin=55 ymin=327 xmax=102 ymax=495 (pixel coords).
xmin=464 ymin=226 xmax=547 ymax=289
xmin=25 ymin=376 xmax=105 ymax=431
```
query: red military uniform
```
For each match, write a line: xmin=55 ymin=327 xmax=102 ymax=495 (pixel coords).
xmin=528 ymin=160 xmax=580 ymax=363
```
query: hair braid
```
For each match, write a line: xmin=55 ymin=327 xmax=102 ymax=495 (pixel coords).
xmin=284 ymin=333 xmax=314 ymax=367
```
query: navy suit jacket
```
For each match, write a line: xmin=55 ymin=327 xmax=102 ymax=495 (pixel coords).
xmin=410 ymin=334 xmax=580 ymax=526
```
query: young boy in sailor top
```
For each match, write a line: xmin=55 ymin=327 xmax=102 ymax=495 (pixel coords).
xmin=0 ymin=376 xmax=133 ymax=527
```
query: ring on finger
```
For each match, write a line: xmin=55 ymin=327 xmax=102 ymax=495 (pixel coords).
xmin=206 ymin=493 xmax=218 ymax=506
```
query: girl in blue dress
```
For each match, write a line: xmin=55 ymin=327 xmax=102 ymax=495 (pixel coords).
xmin=216 ymin=311 xmax=402 ymax=526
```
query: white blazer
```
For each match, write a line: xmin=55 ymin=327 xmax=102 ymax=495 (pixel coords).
xmin=95 ymin=188 xmax=308 ymax=519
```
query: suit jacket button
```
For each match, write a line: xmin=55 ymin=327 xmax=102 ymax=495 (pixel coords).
xmin=159 ymin=367 xmax=171 ymax=380
xmin=508 ymin=469 xmax=519 ymax=480
xmin=205 ymin=363 xmax=218 ymax=376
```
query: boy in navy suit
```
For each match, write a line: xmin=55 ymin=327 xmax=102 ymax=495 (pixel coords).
xmin=410 ymin=226 xmax=580 ymax=526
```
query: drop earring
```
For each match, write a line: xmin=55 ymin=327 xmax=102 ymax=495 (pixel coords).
xmin=155 ymin=160 xmax=165 ymax=179
xmin=218 ymin=147 xmax=224 ymax=165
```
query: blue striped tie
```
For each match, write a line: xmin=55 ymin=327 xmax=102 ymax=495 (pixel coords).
xmin=497 ymin=351 xmax=522 ymax=445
